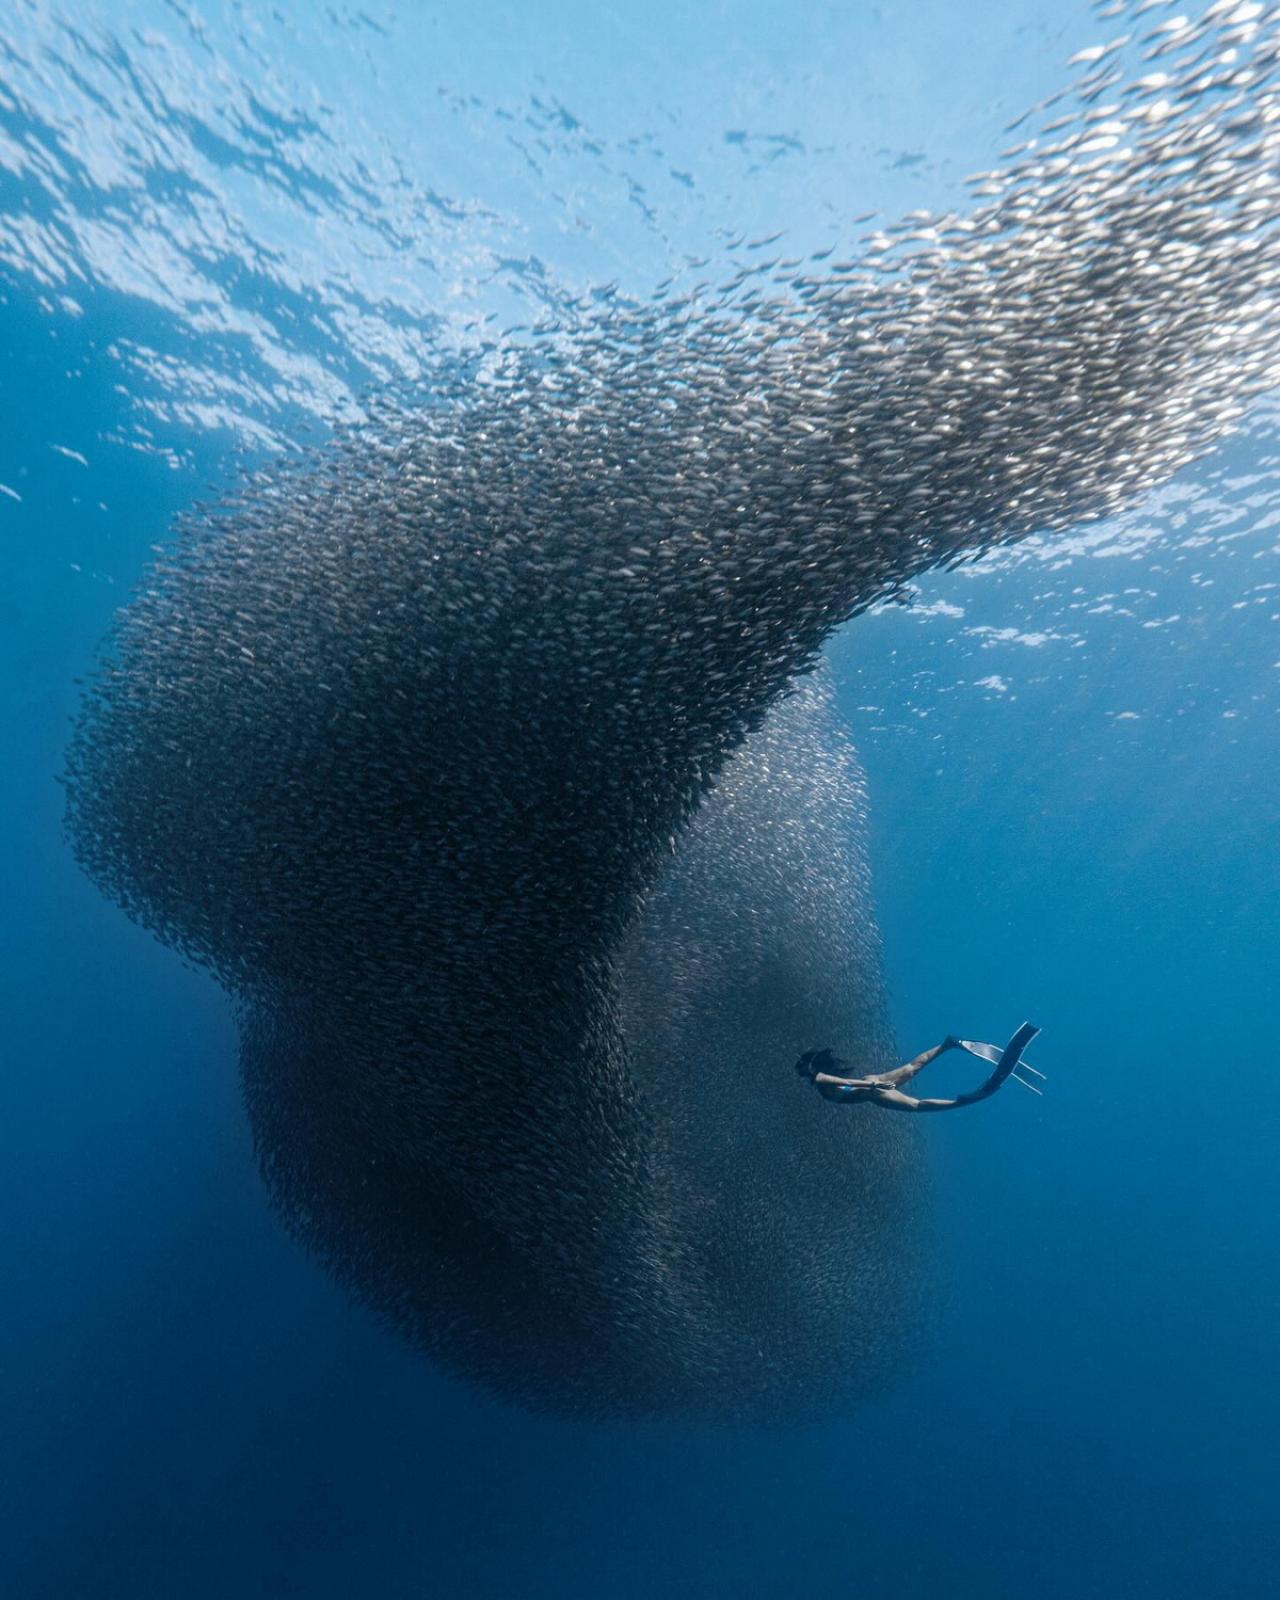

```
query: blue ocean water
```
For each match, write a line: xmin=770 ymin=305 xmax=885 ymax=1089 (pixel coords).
xmin=2 ymin=3 xmax=1278 ymax=1597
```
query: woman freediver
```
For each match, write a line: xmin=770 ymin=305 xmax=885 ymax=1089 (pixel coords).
xmin=796 ymin=1023 xmax=1043 ymax=1113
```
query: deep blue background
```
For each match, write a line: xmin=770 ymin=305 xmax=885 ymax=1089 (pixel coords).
xmin=2 ymin=5 xmax=1278 ymax=1597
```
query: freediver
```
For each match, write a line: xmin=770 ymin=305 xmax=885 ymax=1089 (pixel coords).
xmin=796 ymin=1022 xmax=1042 ymax=1113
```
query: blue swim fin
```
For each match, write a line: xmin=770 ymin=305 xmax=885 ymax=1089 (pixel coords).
xmin=958 ymin=1022 xmax=1043 ymax=1094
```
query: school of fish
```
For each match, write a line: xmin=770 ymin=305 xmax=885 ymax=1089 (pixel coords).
xmin=64 ymin=1 xmax=1280 ymax=1417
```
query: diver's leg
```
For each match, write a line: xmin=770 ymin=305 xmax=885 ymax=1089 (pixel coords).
xmin=867 ymin=1023 xmax=1041 ymax=1112
xmin=876 ymin=1036 xmax=962 ymax=1089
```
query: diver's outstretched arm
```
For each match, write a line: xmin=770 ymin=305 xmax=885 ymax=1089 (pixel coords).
xmin=797 ymin=1036 xmax=958 ymax=1089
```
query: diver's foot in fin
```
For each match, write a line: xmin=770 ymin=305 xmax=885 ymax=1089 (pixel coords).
xmin=951 ymin=1022 xmax=1044 ymax=1098
xmin=998 ymin=1022 xmax=1043 ymax=1096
